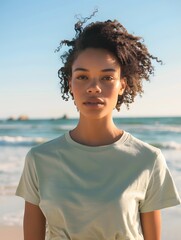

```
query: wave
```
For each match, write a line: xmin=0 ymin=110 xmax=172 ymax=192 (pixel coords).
xmin=0 ymin=185 xmax=17 ymax=196
xmin=150 ymin=141 xmax=181 ymax=150
xmin=147 ymin=125 xmax=181 ymax=133
xmin=2 ymin=211 xmax=23 ymax=226
xmin=0 ymin=136 xmax=47 ymax=147
xmin=122 ymin=125 xmax=181 ymax=133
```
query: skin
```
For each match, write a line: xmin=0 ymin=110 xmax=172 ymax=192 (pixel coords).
xmin=140 ymin=210 xmax=161 ymax=240
xmin=24 ymin=47 xmax=161 ymax=240
xmin=24 ymin=201 xmax=46 ymax=240
xmin=69 ymin=48 xmax=126 ymax=146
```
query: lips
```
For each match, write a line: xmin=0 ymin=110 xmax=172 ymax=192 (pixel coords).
xmin=83 ymin=98 xmax=104 ymax=105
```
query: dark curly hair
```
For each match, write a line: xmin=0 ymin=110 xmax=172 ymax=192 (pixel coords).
xmin=56 ymin=11 xmax=162 ymax=111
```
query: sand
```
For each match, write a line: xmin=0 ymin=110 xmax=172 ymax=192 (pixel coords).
xmin=0 ymin=226 xmax=23 ymax=240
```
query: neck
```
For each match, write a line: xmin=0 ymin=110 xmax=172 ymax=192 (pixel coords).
xmin=70 ymin=115 xmax=123 ymax=146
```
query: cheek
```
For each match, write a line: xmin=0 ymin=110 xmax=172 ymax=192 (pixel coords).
xmin=105 ymin=83 xmax=121 ymax=97
xmin=71 ymin=84 xmax=81 ymax=95
xmin=71 ymin=84 xmax=83 ymax=103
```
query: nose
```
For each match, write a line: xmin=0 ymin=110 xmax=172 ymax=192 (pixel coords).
xmin=86 ymin=80 xmax=102 ymax=94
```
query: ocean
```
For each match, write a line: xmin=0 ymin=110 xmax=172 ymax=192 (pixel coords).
xmin=0 ymin=117 xmax=181 ymax=238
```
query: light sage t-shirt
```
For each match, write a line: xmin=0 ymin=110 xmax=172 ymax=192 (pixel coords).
xmin=16 ymin=131 xmax=180 ymax=240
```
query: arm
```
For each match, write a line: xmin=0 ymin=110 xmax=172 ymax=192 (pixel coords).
xmin=140 ymin=210 xmax=161 ymax=240
xmin=24 ymin=201 xmax=46 ymax=240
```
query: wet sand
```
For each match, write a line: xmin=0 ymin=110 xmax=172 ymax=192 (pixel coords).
xmin=0 ymin=226 xmax=23 ymax=240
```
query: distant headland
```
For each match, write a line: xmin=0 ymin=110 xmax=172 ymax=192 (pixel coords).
xmin=6 ymin=114 xmax=69 ymax=121
xmin=7 ymin=115 xmax=29 ymax=121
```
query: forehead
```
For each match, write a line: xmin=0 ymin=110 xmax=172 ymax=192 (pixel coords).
xmin=72 ymin=48 xmax=120 ymax=70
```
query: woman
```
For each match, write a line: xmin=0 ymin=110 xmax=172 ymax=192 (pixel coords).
xmin=16 ymin=14 xmax=180 ymax=240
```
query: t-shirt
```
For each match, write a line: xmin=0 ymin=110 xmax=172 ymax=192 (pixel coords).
xmin=16 ymin=131 xmax=181 ymax=240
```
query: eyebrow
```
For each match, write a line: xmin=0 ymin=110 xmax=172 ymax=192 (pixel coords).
xmin=73 ymin=68 xmax=89 ymax=72
xmin=101 ymin=68 xmax=116 ymax=72
xmin=73 ymin=68 xmax=116 ymax=72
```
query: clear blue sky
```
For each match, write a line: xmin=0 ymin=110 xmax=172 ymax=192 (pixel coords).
xmin=0 ymin=0 xmax=181 ymax=119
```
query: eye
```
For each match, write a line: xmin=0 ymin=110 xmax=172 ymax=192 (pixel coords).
xmin=102 ymin=75 xmax=114 ymax=81
xmin=76 ymin=75 xmax=88 ymax=80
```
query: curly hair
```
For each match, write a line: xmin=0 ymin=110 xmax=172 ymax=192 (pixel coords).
xmin=56 ymin=11 xmax=162 ymax=111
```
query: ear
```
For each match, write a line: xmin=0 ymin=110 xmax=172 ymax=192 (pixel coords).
xmin=119 ymin=77 xmax=127 ymax=95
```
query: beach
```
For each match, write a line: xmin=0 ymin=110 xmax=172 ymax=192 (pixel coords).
xmin=0 ymin=195 xmax=24 ymax=239
xmin=0 ymin=226 xmax=23 ymax=240
xmin=0 ymin=117 xmax=181 ymax=239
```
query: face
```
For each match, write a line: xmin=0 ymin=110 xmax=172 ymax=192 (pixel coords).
xmin=69 ymin=48 xmax=126 ymax=119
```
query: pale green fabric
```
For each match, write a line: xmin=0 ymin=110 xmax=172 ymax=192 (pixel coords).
xmin=16 ymin=131 xmax=180 ymax=240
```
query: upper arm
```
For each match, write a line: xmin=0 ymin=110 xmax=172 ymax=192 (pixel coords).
xmin=140 ymin=210 xmax=161 ymax=240
xmin=24 ymin=201 xmax=46 ymax=240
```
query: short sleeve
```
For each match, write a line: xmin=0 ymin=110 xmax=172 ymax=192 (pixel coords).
xmin=139 ymin=151 xmax=181 ymax=213
xmin=15 ymin=150 xmax=40 ymax=205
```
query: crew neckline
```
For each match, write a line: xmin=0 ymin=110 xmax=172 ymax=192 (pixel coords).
xmin=64 ymin=131 xmax=129 ymax=152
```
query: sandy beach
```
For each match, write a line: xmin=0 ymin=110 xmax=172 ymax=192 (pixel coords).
xmin=0 ymin=226 xmax=23 ymax=240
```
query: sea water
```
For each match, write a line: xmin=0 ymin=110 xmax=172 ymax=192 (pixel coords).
xmin=0 ymin=117 xmax=181 ymax=237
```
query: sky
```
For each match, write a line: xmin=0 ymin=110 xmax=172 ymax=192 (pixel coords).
xmin=0 ymin=0 xmax=181 ymax=119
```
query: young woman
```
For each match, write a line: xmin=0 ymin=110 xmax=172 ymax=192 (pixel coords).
xmin=16 ymin=14 xmax=180 ymax=240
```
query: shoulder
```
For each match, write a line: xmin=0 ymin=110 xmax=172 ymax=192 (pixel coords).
xmin=26 ymin=134 xmax=67 ymax=164
xmin=23 ymin=134 xmax=70 ymax=171
xmin=122 ymin=133 xmax=169 ymax=181
xmin=122 ymin=132 xmax=163 ymax=169
xmin=31 ymin=134 xmax=66 ymax=153
xmin=125 ymin=132 xmax=161 ymax=156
